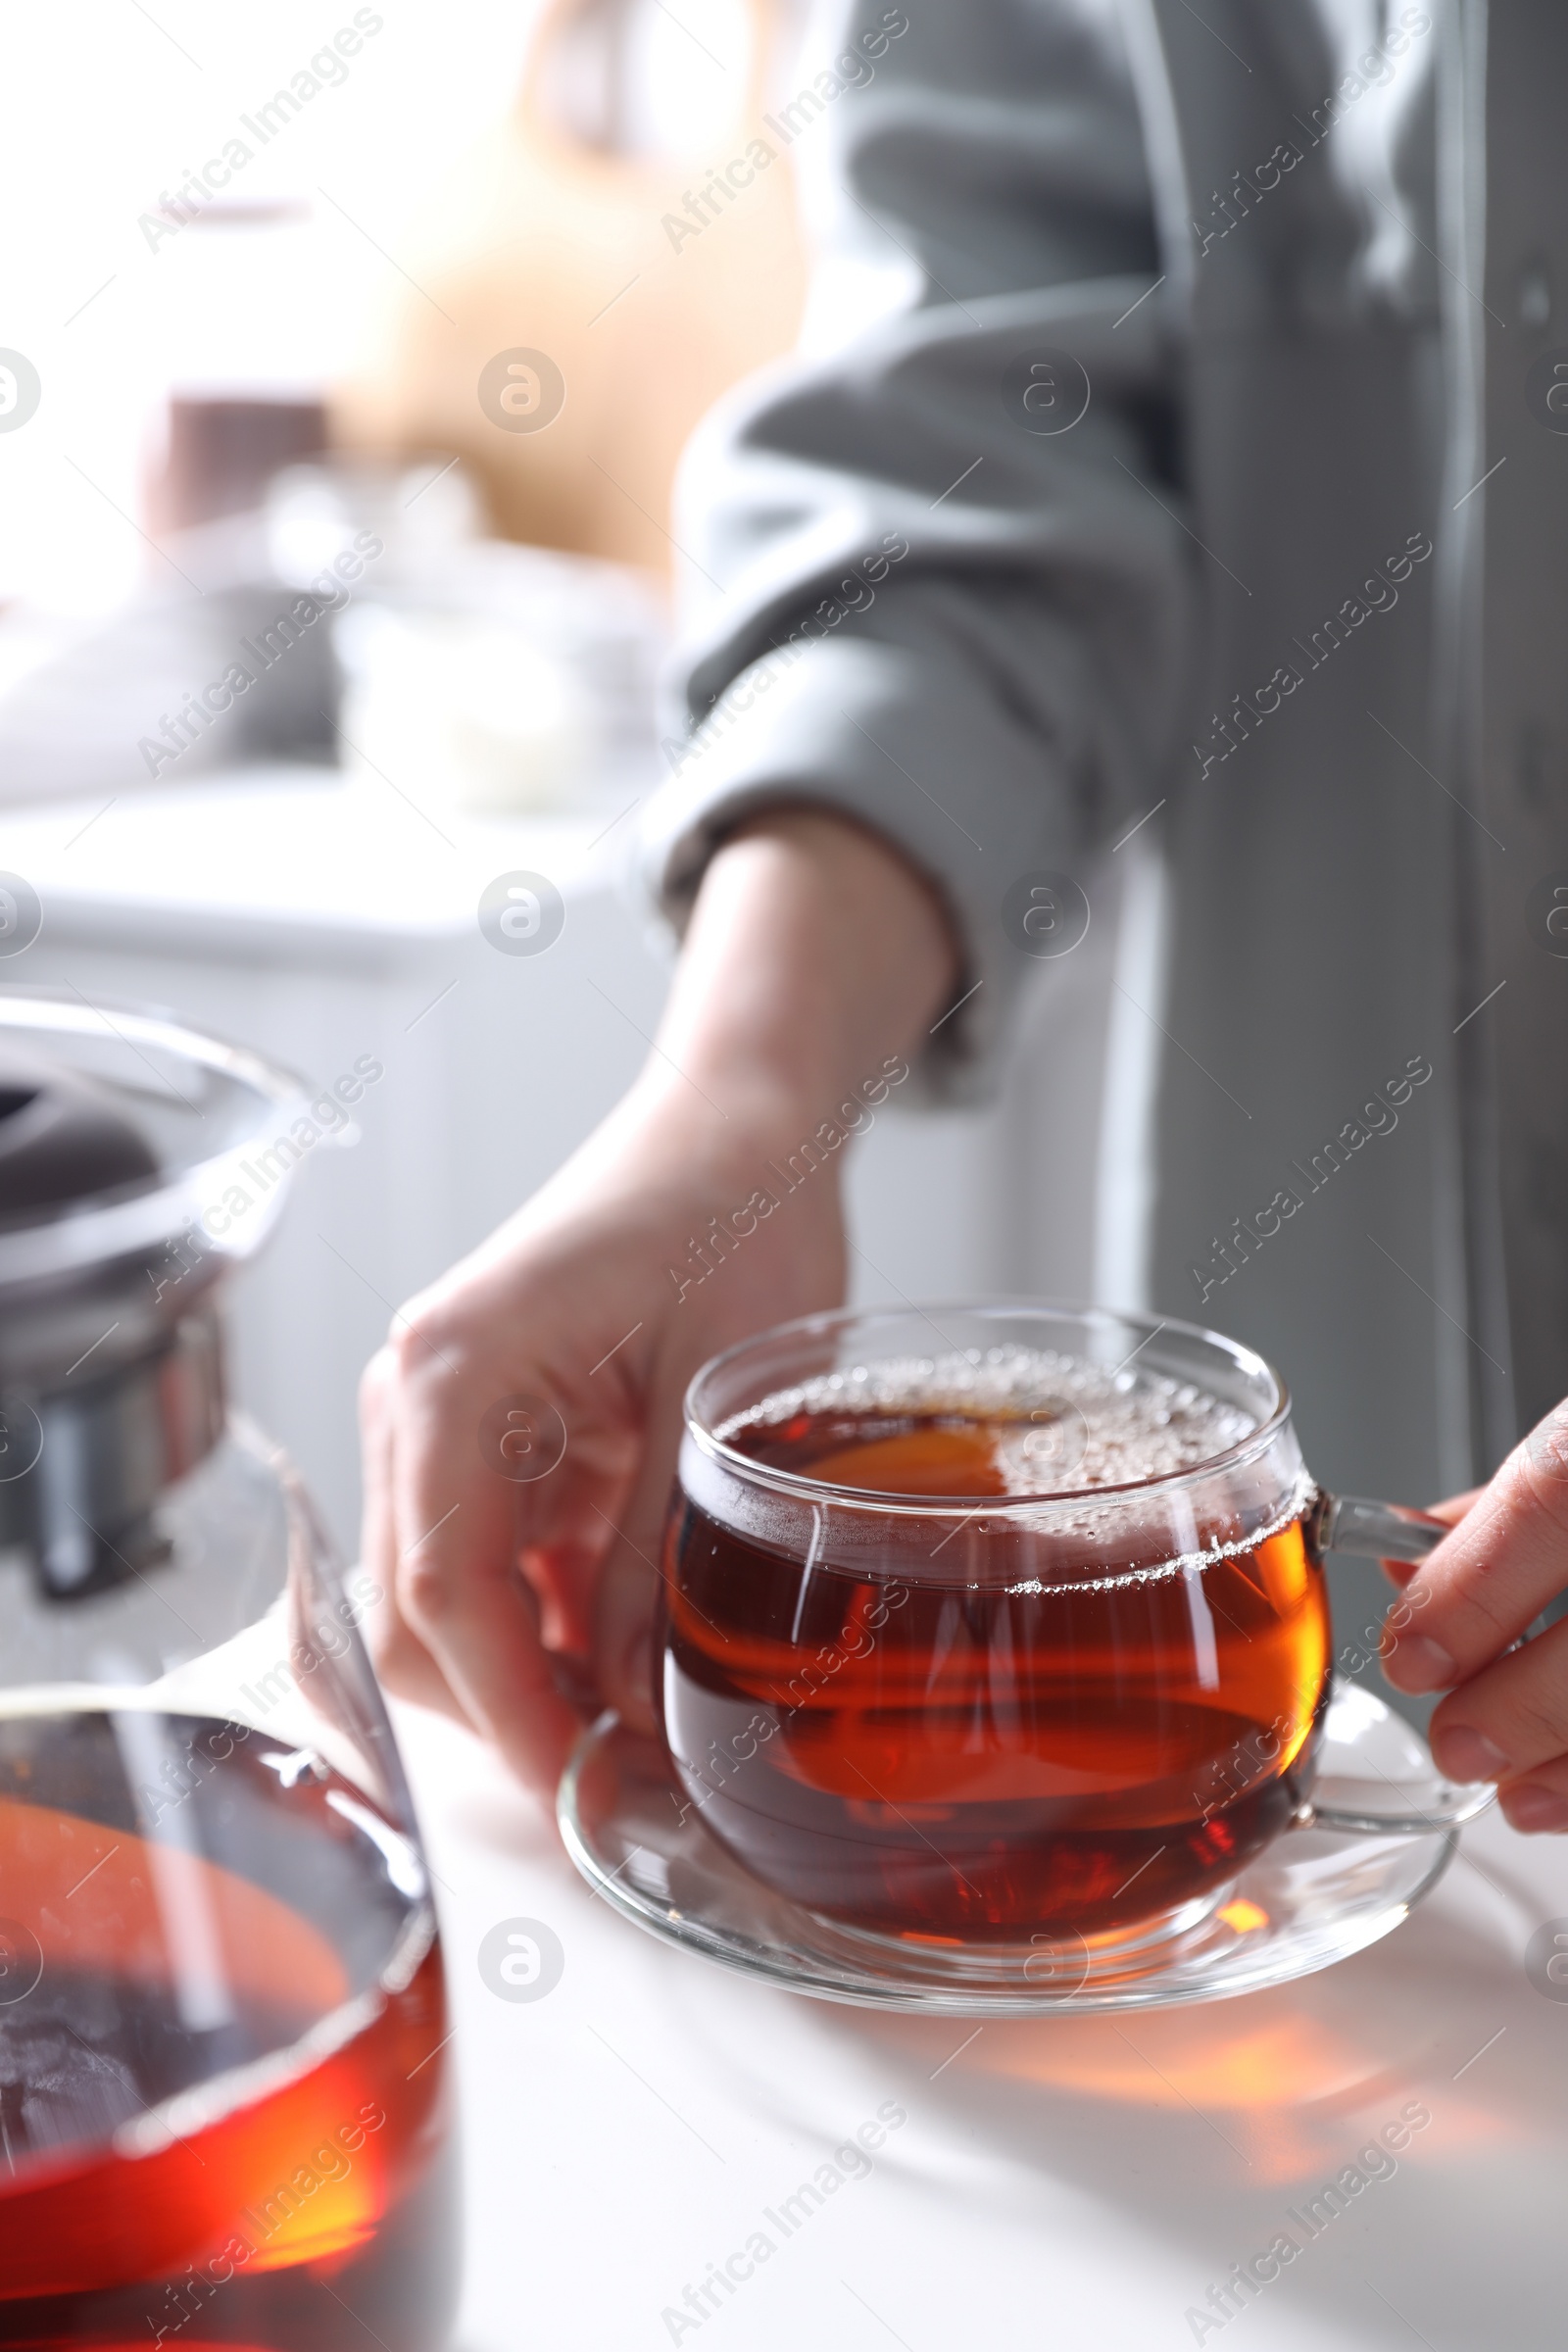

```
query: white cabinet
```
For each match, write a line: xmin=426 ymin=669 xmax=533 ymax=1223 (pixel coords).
xmin=5 ymin=768 xmax=1101 ymax=1551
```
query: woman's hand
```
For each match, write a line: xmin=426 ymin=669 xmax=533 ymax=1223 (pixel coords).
xmin=1381 ymin=1406 xmax=1568 ymax=1832
xmin=358 ymin=810 xmax=956 ymax=1794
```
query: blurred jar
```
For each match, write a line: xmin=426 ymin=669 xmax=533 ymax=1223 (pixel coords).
xmin=336 ymin=600 xmax=595 ymax=813
xmin=143 ymin=201 xmax=345 ymax=544
xmin=271 ymin=459 xmax=666 ymax=813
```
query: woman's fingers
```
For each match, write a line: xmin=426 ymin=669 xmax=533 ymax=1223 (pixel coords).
xmin=1381 ymin=1410 xmax=1568 ymax=1696
xmin=589 ymin=1354 xmax=694 ymax=1733
xmin=387 ymin=1331 xmax=588 ymax=1793
xmin=360 ymin=1347 xmax=473 ymax=1728
xmin=1378 ymin=1491 xmax=1479 ymax=1594
xmin=1494 ymin=1756 xmax=1568 ymax=1836
xmin=1374 ymin=1405 xmax=1568 ymax=1831
xmin=1426 ymin=1615 xmax=1568 ymax=1792
xmin=358 ymin=1344 xmax=396 ymax=1603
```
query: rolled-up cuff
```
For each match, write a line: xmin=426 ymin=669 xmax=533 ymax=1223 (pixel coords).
xmin=639 ymin=626 xmax=1088 ymax=1104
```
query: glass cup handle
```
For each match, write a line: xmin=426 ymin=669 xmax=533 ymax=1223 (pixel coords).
xmin=1312 ymin=1492 xmax=1449 ymax=1564
xmin=1298 ymin=1492 xmax=1498 ymax=1836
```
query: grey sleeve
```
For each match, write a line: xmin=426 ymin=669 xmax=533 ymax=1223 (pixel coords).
xmin=638 ymin=0 xmax=1194 ymax=1096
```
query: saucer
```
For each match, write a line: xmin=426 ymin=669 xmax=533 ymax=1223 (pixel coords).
xmin=558 ymin=1684 xmax=1475 ymax=2014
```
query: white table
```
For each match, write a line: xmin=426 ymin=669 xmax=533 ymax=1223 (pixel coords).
xmin=402 ymin=1699 xmax=1568 ymax=2352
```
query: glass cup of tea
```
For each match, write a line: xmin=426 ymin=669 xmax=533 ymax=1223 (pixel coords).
xmin=656 ymin=1303 xmax=1487 ymax=1965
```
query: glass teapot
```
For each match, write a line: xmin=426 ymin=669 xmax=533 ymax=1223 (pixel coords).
xmin=0 ymin=991 xmax=456 ymax=2351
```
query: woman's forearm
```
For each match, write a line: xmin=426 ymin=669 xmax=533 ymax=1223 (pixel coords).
xmin=641 ymin=808 xmax=960 ymax=1150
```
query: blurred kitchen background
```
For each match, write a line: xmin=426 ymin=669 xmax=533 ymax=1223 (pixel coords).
xmin=0 ymin=0 xmax=1113 ymax=1554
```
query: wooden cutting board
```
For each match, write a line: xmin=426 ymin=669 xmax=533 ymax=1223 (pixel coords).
xmin=331 ymin=0 xmax=808 ymax=573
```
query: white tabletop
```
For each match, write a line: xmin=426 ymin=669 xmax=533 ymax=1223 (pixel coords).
xmin=397 ymin=1700 xmax=1568 ymax=2352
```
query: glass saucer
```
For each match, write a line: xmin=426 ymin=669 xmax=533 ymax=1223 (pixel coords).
xmin=557 ymin=1684 xmax=1475 ymax=2014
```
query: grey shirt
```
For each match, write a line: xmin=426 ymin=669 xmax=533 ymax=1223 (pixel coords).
xmin=639 ymin=0 xmax=1568 ymax=1533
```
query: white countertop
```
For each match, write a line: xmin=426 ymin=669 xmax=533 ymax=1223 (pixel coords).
xmin=1 ymin=765 xmax=651 ymax=949
xmin=398 ymin=1700 xmax=1568 ymax=2352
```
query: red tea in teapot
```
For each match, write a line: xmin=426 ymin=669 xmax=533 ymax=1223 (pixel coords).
xmin=0 ymin=1707 xmax=455 ymax=2350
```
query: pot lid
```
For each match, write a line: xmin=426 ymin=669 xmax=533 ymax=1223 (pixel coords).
xmin=0 ymin=1052 xmax=161 ymax=1219
xmin=0 ymin=989 xmax=336 ymax=1298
